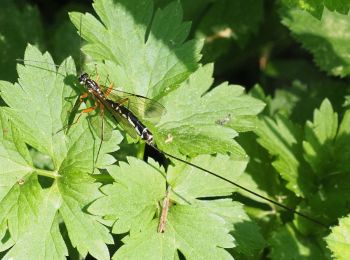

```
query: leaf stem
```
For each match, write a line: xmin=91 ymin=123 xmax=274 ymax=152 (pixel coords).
xmin=33 ymin=168 xmax=59 ymax=179
xmin=136 ymin=142 xmax=146 ymax=160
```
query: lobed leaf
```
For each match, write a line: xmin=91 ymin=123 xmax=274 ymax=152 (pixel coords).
xmin=282 ymin=8 xmax=350 ymax=77
xmin=256 ymin=115 xmax=312 ymax=196
xmin=88 ymin=156 xmax=261 ymax=259
xmin=303 ymin=99 xmax=338 ymax=173
xmin=0 ymin=45 xmax=122 ymax=259
xmin=155 ymin=64 xmax=265 ymax=157
xmin=69 ymin=0 xmax=202 ymax=98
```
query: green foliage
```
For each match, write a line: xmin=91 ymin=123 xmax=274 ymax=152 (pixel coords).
xmin=281 ymin=0 xmax=350 ymax=18
xmin=1 ymin=0 xmax=350 ymax=259
xmin=0 ymin=0 xmax=265 ymax=259
xmin=0 ymin=0 xmax=44 ymax=82
xmin=326 ymin=214 xmax=350 ymax=260
xmin=253 ymin=93 xmax=350 ymax=257
xmin=69 ymin=0 xmax=202 ymax=98
xmin=197 ymin=0 xmax=263 ymax=47
xmin=0 ymin=45 xmax=121 ymax=259
xmin=89 ymin=157 xmax=258 ymax=259
xmin=269 ymin=224 xmax=325 ymax=259
xmin=282 ymin=7 xmax=350 ymax=77
xmin=155 ymin=63 xmax=265 ymax=157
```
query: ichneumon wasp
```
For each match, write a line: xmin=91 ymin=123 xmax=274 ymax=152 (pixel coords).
xmin=77 ymin=72 xmax=165 ymax=146
xmin=74 ymin=72 xmax=165 ymax=165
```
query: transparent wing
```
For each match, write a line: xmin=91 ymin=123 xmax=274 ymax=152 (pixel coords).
xmin=64 ymin=95 xmax=113 ymax=141
xmin=100 ymin=86 xmax=166 ymax=124
xmin=89 ymin=110 xmax=113 ymax=141
xmin=99 ymin=99 xmax=139 ymax=141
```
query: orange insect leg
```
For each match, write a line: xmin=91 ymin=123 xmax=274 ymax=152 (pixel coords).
xmin=105 ymin=82 xmax=114 ymax=98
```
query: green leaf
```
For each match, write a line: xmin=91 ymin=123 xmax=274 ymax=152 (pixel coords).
xmin=326 ymin=214 xmax=350 ymax=260
xmin=89 ymin=154 xmax=261 ymax=258
xmin=334 ymin=107 xmax=350 ymax=172
xmin=1 ymin=178 xmax=67 ymax=260
xmin=69 ymin=0 xmax=202 ymax=98
xmin=282 ymin=8 xmax=350 ymax=77
xmin=167 ymin=153 xmax=248 ymax=201
xmin=114 ymin=207 xmax=234 ymax=260
xmin=155 ymin=63 xmax=265 ymax=157
xmin=303 ymin=97 xmax=350 ymax=174
xmin=269 ymin=224 xmax=326 ymax=259
xmin=90 ymin=158 xmax=166 ymax=235
xmin=256 ymin=115 xmax=312 ymax=196
xmin=303 ymin=99 xmax=338 ymax=173
xmin=300 ymin=99 xmax=350 ymax=221
xmin=199 ymin=199 xmax=266 ymax=256
xmin=281 ymin=0 xmax=350 ymax=18
xmin=0 ymin=0 xmax=44 ymax=82
xmin=262 ymin=58 xmax=349 ymax=124
xmin=0 ymin=45 xmax=76 ymax=168
xmin=0 ymin=45 xmax=122 ymax=259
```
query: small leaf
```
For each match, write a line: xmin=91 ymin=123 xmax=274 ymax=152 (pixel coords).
xmin=303 ymin=99 xmax=338 ymax=173
xmin=326 ymin=214 xmax=350 ymax=260
xmin=282 ymin=8 xmax=350 ymax=77
xmin=256 ymin=115 xmax=312 ymax=196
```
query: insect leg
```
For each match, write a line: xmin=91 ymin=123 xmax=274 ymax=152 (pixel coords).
xmin=104 ymin=82 xmax=114 ymax=98
xmin=93 ymin=64 xmax=100 ymax=83
xmin=57 ymin=92 xmax=90 ymax=134
xmin=94 ymin=103 xmax=105 ymax=166
xmin=70 ymin=101 xmax=99 ymax=127
xmin=116 ymin=97 xmax=130 ymax=109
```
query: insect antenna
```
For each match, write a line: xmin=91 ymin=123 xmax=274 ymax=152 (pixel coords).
xmin=15 ymin=58 xmax=68 ymax=77
xmin=15 ymin=58 xmax=60 ymax=68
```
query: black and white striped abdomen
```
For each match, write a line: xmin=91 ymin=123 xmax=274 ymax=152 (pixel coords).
xmin=110 ymin=101 xmax=154 ymax=145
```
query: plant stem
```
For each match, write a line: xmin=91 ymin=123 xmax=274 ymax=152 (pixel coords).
xmin=33 ymin=168 xmax=59 ymax=179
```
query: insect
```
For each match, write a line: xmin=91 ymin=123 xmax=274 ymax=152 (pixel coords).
xmin=77 ymin=72 xmax=164 ymax=146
